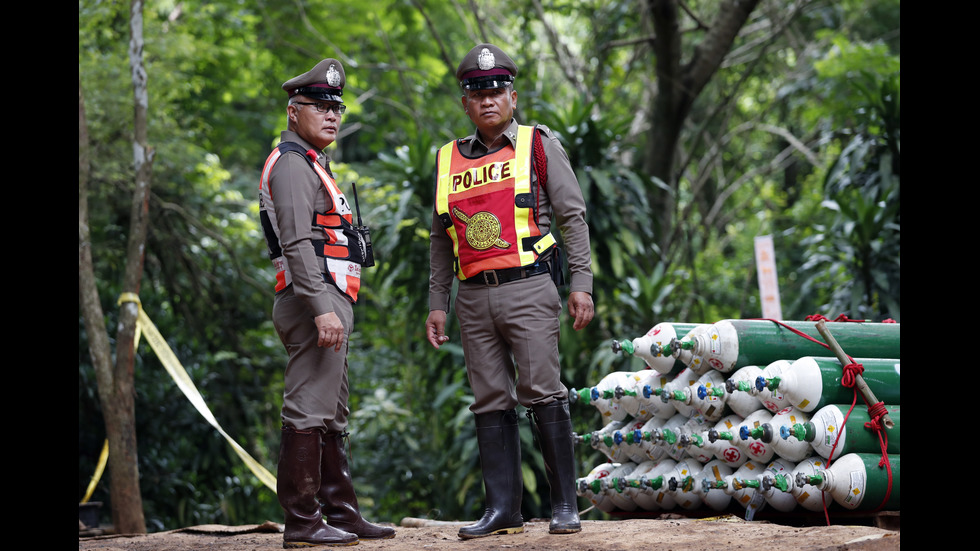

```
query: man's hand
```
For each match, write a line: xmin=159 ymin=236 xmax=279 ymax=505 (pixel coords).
xmin=426 ymin=310 xmax=450 ymax=349
xmin=314 ymin=311 xmax=345 ymax=351
xmin=567 ymin=291 xmax=594 ymax=331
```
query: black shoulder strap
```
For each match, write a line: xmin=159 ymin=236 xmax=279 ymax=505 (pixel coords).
xmin=277 ymin=141 xmax=317 ymax=167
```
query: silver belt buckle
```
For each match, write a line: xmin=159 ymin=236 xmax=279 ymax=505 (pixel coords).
xmin=483 ymin=270 xmax=500 ymax=287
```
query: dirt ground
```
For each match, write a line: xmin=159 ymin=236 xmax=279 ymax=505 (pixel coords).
xmin=79 ymin=514 xmax=900 ymax=551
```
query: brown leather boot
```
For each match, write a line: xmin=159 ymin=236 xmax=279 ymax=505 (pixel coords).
xmin=529 ymin=400 xmax=582 ymax=534
xmin=318 ymin=432 xmax=395 ymax=540
xmin=278 ymin=427 xmax=358 ymax=548
xmin=457 ymin=409 xmax=524 ymax=539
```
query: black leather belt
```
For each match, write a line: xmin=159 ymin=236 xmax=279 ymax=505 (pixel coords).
xmin=462 ymin=262 xmax=550 ymax=286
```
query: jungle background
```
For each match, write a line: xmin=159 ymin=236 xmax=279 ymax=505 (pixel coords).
xmin=78 ymin=0 xmax=900 ymax=535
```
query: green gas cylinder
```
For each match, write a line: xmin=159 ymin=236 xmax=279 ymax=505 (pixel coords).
xmin=789 ymin=404 xmax=900 ymax=461
xmin=662 ymin=319 xmax=900 ymax=374
xmin=796 ymin=452 xmax=899 ymax=511
xmin=759 ymin=356 xmax=900 ymax=412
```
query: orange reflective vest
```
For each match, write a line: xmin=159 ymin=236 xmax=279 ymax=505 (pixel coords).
xmin=435 ymin=125 xmax=556 ymax=280
xmin=259 ymin=142 xmax=362 ymax=302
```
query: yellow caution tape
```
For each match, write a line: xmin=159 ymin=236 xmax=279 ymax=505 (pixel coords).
xmin=116 ymin=293 xmax=278 ymax=493
xmin=81 ymin=438 xmax=109 ymax=504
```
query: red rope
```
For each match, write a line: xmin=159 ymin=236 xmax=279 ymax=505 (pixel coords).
xmin=753 ymin=316 xmax=896 ymax=520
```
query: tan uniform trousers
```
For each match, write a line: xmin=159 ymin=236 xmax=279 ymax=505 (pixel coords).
xmin=273 ymin=284 xmax=353 ymax=433
xmin=455 ymin=271 xmax=566 ymax=414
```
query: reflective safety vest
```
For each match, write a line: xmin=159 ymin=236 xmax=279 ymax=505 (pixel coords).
xmin=435 ymin=125 xmax=556 ymax=280
xmin=259 ymin=142 xmax=362 ymax=302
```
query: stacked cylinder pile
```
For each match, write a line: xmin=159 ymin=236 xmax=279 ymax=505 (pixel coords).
xmin=570 ymin=319 xmax=900 ymax=520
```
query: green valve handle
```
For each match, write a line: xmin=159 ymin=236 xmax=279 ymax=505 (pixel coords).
xmin=661 ymin=428 xmax=678 ymax=445
xmin=769 ymin=474 xmax=790 ymax=492
xmin=589 ymin=479 xmax=603 ymax=493
xmin=709 ymin=429 xmax=734 ymax=443
xmin=755 ymin=375 xmax=780 ymax=392
xmin=612 ymin=339 xmax=634 ymax=355
xmin=614 ymin=386 xmax=637 ymax=400
xmin=669 ymin=390 xmax=688 ymax=402
xmin=570 ymin=387 xmax=591 ymax=404
xmin=796 ymin=472 xmax=822 ymax=487
xmin=739 ymin=425 xmax=766 ymax=441
xmin=644 ymin=475 xmax=665 ymax=490
xmin=702 ymin=479 xmax=727 ymax=492
xmin=681 ymin=433 xmax=704 ymax=448
xmin=699 ymin=385 xmax=726 ymax=399
xmin=613 ymin=477 xmax=628 ymax=493
xmin=732 ymin=478 xmax=760 ymax=490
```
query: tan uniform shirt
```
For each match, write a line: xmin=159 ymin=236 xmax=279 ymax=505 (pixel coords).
xmin=428 ymin=118 xmax=593 ymax=310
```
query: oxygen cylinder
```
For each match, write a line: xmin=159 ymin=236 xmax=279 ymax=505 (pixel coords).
xmin=760 ymin=357 xmax=901 ymax=413
xmin=793 ymin=404 xmax=900 ymax=461
xmin=611 ymin=369 xmax=673 ymax=420
xmin=577 ymin=418 xmax=632 ymax=462
xmin=633 ymin=416 xmax=669 ymax=462
xmin=663 ymin=369 xmax=730 ymax=422
xmin=659 ymin=367 xmax=700 ymax=418
xmin=600 ymin=462 xmax=639 ymax=511
xmin=659 ymin=411 xmax=715 ymax=462
xmin=694 ymin=459 xmax=735 ymax=511
xmin=762 ymin=456 xmax=832 ymax=512
xmin=711 ymin=409 xmax=775 ymax=464
xmin=576 ymin=462 xmax=619 ymax=513
xmin=755 ymin=458 xmax=798 ymax=512
xmin=753 ymin=406 xmax=813 ymax=462
xmin=569 ymin=371 xmax=634 ymax=422
xmin=692 ymin=413 xmax=748 ymax=468
xmin=610 ymin=417 xmax=653 ymax=464
xmin=662 ymin=319 xmax=901 ymax=374
xmin=674 ymin=324 xmax=712 ymax=375
xmin=703 ymin=364 xmax=764 ymax=418
xmin=611 ymin=322 xmax=701 ymax=376
xmin=797 ymin=453 xmax=900 ymax=511
xmin=725 ymin=359 xmax=794 ymax=413
xmin=633 ymin=370 xmax=679 ymax=420
xmin=620 ymin=458 xmax=677 ymax=511
xmin=703 ymin=460 xmax=767 ymax=512
xmin=664 ymin=457 xmax=705 ymax=510
xmin=617 ymin=460 xmax=663 ymax=511
xmin=676 ymin=422 xmax=717 ymax=465
xmin=640 ymin=412 xmax=691 ymax=462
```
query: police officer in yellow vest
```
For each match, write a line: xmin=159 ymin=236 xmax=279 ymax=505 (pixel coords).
xmin=425 ymin=44 xmax=595 ymax=539
xmin=260 ymin=58 xmax=394 ymax=547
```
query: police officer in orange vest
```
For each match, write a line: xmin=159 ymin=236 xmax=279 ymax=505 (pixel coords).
xmin=260 ymin=58 xmax=394 ymax=548
xmin=425 ymin=43 xmax=595 ymax=539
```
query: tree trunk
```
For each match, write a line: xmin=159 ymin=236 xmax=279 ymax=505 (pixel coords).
xmin=78 ymin=0 xmax=153 ymax=535
xmin=643 ymin=0 xmax=761 ymax=254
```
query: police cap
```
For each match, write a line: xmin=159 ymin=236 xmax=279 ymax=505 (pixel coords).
xmin=456 ymin=44 xmax=517 ymax=91
xmin=282 ymin=58 xmax=346 ymax=103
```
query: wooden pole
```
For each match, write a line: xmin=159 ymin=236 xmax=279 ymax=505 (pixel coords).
xmin=815 ymin=320 xmax=895 ymax=429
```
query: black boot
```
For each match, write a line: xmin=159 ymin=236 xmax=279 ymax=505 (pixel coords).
xmin=458 ymin=409 xmax=524 ymax=540
xmin=529 ymin=400 xmax=582 ymax=534
xmin=318 ymin=432 xmax=396 ymax=540
xmin=277 ymin=427 xmax=359 ymax=548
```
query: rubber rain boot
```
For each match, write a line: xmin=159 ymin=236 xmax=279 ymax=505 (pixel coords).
xmin=278 ymin=427 xmax=359 ymax=548
xmin=458 ymin=409 xmax=525 ymax=539
xmin=530 ymin=399 xmax=582 ymax=534
xmin=318 ymin=431 xmax=395 ymax=540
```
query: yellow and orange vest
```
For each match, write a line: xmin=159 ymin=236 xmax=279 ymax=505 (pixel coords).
xmin=435 ymin=125 xmax=556 ymax=280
